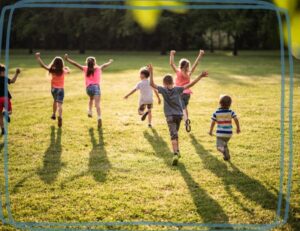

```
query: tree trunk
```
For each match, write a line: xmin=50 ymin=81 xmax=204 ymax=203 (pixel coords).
xmin=210 ymin=30 xmax=214 ymax=53
xmin=233 ymin=35 xmax=239 ymax=56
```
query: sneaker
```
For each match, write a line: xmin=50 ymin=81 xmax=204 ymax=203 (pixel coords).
xmin=185 ymin=119 xmax=191 ymax=132
xmin=141 ymin=111 xmax=149 ymax=121
xmin=98 ymin=119 xmax=102 ymax=128
xmin=172 ymin=153 xmax=179 ymax=166
xmin=58 ymin=117 xmax=62 ymax=127
xmin=3 ymin=111 xmax=10 ymax=123
xmin=51 ymin=114 xmax=56 ymax=120
xmin=1 ymin=128 xmax=5 ymax=136
xmin=148 ymin=124 xmax=152 ymax=128
xmin=223 ymin=147 xmax=230 ymax=161
xmin=88 ymin=111 xmax=93 ymax=118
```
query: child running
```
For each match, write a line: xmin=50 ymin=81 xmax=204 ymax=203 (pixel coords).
xmin=0 ymin=64 xmax=21 ymax=135
xmin=170 ymin=50 xmax=205 ymax=132
xmin=64 ymin=54 xmax=113 ymax=128
xmin=35 ymin=53 xmax=70 ymax=127
xmin=124 ymin=66 xmax=161 ymax=127
xmin=149 ymin=64 xmax=208 ymax=166
xmin=209 ymin=95 xmax=241 ymax=161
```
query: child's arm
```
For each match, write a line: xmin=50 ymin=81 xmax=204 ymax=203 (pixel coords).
xmin=10 ymin=68 xmax=21 ymax=84
xmin=100 ymin=59 xmax=114 ymax=70
xmin=35 ymin=53 xmax=50 ymax=71
xmin=64 ymin=54 xmax=84 ymax=70
xmin=183 ymin=71 xmax=208 ymax=89
xmin=124 ymin=88 xmax=137 ymax=99
xmin=234 ymin=117 xmax=241 ymax=134
xmin=190 ymin=50 xmax=205 ymax=76
xmin=153 ymin=88 xmax=161 ymax=104
xmin=209 ymin=120 xmax=216 ymax=136
xmin=169 ymin=50 xmax=177 ymax=73
xmin=148 ymin=64 xmax=158 ymax=89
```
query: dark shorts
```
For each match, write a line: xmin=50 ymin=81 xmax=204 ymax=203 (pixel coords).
xmin=181 ymin=93 xmax=191 ymax=109
xmin=0 ymin=97 xmax=12 ymax=112
xmin=51 ymin=88 xmax=64 ymax=104
xmin=216 ymin=137 xmax=231 ymax=149
xmin=138 ymin=104 xmax=153 ymax=114
xmin=86 ymin=84 xmax=101 ymax=97
xmin=166 ymin=115 xmax=182 ymax=140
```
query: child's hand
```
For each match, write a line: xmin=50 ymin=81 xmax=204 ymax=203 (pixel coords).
xmin=64 ymin=54 xmax=69 ymax=60
xmin=199 ymin=50 xmax=205 ymax=57
xmin=208 ymin=131 xmax=213 ymax=136
xmin=16 ymin=68 xmax=21 ymax=74
xmin=124 ymin=96 xmax=128 ymax=100
xmin=237 ymin=128 xmax=241 ymax=134
xmin=109 ymin=59 xmax=114 ymax=63
xmin=35 ymin=52 xmax=40 ymax=58
xmin=200 ymin=71 xmax=208 ymax=78
xmin=170 ymin=50 xmax=176 ymax=55
xmin=147 ymin=64 xmax=153 ymax=72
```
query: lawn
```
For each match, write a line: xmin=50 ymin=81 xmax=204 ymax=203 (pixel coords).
xmin=0 ymin=50 xmax=299 ymax=230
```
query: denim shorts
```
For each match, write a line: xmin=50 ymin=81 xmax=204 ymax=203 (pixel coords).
xmin=86 ymin=84 xmax=101 ymax=97
xmin=51 ymin=88 xmax=64 ymax=104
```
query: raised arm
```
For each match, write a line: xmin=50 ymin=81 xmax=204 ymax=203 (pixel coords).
xmin=184 ymin=71 xmax=208 ymax=89
xmin=124 ymin=88 xmax=137 ymax=99
xmin=35 ymin=53 xmax=50 ymax=71
xmin=153 ymin=88 xmax=161 ymax=104
xmin=169 ymin=50 xmax=177 ymax=73
xmin=10 ymin=68 xmax=21 ymax=84
xmin=190 ymin=50 xmax=205 ymax=75
xmin=100 ymin=59 xmax=114 ymax=70
xmin=64 ymin=54 xmax=84 ymax=70
xmin=148 ymin=64 xmax=158 ymax=89
xmin=234 ymin=117 xmax=241 ymax=134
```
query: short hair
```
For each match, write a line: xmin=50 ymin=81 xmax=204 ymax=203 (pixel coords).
xmin=140 ymin=68 xmax=150 ymax=78
xmin=163 ymin=74 xmax=173 ymax=85
xmin=0 ymin=64 xmax=5 ymax=72
xmin=219 ymin=95 xmax=232 ymax=109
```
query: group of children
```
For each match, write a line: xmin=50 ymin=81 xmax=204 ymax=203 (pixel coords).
xmin=0 ymin=49 xmax=241 ymax=165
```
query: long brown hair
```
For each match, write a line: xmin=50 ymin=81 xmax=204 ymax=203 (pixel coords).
xmin=49 ymin=57 xmax=64 ymax=76
xmin=86 ymin=57 xmax=96 ymax=77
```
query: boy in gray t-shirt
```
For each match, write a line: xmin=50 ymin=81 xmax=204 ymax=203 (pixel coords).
xmin=149 ymin=64 xmax=208 ymax=166
xmin=124 ymin=67 xmax=161 ymax=127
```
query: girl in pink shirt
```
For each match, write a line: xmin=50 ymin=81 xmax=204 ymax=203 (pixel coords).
xmin=64 ymin=54 xmax=113 ymax=128
xmin=169 ymin=50 xmax=205 ymax=132
xmin=35 ymin=52 xmax=70 ymax=128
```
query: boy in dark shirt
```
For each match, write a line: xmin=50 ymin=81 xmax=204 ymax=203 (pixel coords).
xmin=149 ymin=64 xmax=208 ymax=165
xmin=0 ymin=64 xmax=21 ymax=135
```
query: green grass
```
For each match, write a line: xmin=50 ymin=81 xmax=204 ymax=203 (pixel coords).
xmin=0 ymin=50 xmax=299 ymax=230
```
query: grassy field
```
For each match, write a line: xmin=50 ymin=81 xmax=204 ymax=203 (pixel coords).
xmin=0 ymin=50 xmax=299 ymax=230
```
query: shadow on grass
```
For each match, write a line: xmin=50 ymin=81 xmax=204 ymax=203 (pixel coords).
xmin=37 ymin=126 xmax=63 ymax=184
xmin=60 ymin=128 xmax=111 ymax=188
xmin=144 ymin=128 xmax=230 ymax=224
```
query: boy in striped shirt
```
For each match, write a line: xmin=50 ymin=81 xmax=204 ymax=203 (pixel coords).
xmin=209 ymin=95 xmax=240 ymax=161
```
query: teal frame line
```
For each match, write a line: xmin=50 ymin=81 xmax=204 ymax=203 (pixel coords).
xmin=0 ymin=0 xmax=294 ymax=230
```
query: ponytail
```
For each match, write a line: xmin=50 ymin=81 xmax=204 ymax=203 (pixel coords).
xmin=86 ymin=57 xmax=95 ymax=77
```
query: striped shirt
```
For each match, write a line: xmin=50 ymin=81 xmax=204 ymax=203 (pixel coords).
xmin=211 ymin=108 xmax=237 ymax=137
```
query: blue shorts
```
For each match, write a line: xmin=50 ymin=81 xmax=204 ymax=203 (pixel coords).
xmin=51 ymin=88 xmax=64 ymax=104
xmin=86 ymin=84 xmax=101 ymax=97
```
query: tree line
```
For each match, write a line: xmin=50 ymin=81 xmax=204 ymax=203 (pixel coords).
xmin=1 ymin=1 xmax=280 ymax=55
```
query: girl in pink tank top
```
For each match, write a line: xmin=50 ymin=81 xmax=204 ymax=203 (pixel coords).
xmin=169 ymin=50 xmax=205 ymax=132
xmin=35 ymin=52 xmax=70 ymax=128
xmin=64 ymin=54 xmax=113 ymax=128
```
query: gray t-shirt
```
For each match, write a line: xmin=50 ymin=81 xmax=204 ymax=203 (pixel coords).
xmin=136 ymin=79 xmax=153 ymax=105
xmin=157 ymin=86 xmax=184 ymax=116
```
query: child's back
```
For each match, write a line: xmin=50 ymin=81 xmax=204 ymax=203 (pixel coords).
xmin=136 ymin=79 xmax=153 ymax=105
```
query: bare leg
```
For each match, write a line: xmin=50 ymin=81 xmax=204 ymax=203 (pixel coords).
xmin=88 ymin=97 xmax=93 ymax=114
xmin=171 ymin=139 xmax=179 ymax=153
xmin=52 ymin=101 xmax=57 ymax=115
xmin=57 ymin=103 xmax=63 ymax=118
xmin=147 ymin=110 xmax=152 ymax=125
xmin=94 ymin=95 xmax=101 ymax=118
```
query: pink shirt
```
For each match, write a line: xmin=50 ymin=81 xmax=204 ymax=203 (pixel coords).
xmin=51 ymin=68 xmax=69 ymax=88
xmin=83 ymin=66 xmax=102 ymax=87
xmin=175 ymin=70 xmax=192 ymax=94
